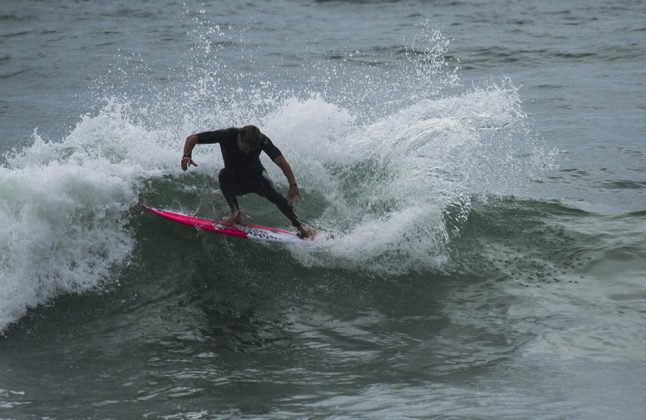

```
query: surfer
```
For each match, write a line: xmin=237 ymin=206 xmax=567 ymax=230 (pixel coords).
xmin=180 ymin=125 xmax=315 ymax=239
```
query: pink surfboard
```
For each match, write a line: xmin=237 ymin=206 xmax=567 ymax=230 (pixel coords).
xmin=140 ymin=204 xmax=303 ymax=243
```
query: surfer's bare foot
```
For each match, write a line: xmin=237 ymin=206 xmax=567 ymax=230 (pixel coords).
xmin=221 ymin=211 xmax=242 ymax=225
xmin=297 ymin=225 xmax=316 ymax=240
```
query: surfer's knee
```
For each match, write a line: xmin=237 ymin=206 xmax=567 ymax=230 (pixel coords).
xmin=261 ymin=183 xmax=285 ymax=205
xmin=258 ymin=172 xmax=281 ymax=201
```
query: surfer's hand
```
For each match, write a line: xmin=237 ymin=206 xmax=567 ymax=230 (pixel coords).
xmin=287 ymin=184 xmax=301 ymax=206
xmin=181 ymin=157 xmax=197 ymax=171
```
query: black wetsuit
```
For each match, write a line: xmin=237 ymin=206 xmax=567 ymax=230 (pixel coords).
xmin=196 ymin=128 xmax=302 ymax=228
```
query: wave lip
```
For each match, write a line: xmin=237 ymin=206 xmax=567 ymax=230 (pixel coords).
xmin=0 ymin=102 xmax=172 ymax=333
xmin=261 ymin=83 xmax=554 ymax=273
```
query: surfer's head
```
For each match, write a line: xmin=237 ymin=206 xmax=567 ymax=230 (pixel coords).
xmin=238 ymin=125 xmax=262 ymax=154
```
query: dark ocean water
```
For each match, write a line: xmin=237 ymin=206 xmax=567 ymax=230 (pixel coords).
xmin=1 ymin=0 xmax=645 ymax=418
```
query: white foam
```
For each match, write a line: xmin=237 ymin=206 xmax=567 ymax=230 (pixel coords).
xmin=0 ymin=22 xmax=556 ymax=330
xmin=260 ymin=83 xmax=550 ymax=273
xmin=0 ymin=102 xmax=174 ymax=332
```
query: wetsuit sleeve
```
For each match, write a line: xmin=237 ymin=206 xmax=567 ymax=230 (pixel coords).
xmin=196 ymin=129 xmax=232 ymax=144
xmin=261 ymin=135 xmax=282 ymax=160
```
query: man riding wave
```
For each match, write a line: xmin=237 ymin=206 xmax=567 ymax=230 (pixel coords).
xmin=181 ymin=125 xmax=315 ymax=239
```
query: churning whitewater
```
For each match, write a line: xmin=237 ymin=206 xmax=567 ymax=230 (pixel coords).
xmin=0 ymin=21 xmax=553 ymax=332
xmin=0 ymin=87 xmax=551 ymax=332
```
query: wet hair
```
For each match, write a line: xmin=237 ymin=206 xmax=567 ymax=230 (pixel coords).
xmin=239 ymin=125 xmax=263 ymax=149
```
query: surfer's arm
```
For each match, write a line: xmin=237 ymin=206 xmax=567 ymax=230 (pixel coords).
xmin=181 ymin=134 xmax=198 ymax=171
xmin=273 ymin=155 xmax=301 ymax=206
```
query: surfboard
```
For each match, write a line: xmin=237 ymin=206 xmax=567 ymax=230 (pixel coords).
xmin=139 ymin=204 xmax=303 ymax=243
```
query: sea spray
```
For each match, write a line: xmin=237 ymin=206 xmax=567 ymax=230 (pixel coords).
xmin=0 ymin=103 xmax=169 ymax=332
xmin=0 ymin=19 xmax=555 ymax=331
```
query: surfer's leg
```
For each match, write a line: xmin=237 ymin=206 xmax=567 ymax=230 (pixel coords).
xmin=218 ymin=168 xmax=241 ymax=214
xmin=257 ymin=171 xmax=302 ymax=228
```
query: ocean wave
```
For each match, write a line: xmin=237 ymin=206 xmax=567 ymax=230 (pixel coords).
xmin=0 ymin=20 xmax=556 ymax=332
